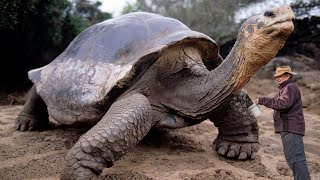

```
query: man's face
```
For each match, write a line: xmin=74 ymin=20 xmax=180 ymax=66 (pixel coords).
xmin=275 ymin=73 xmax=290 ymax=85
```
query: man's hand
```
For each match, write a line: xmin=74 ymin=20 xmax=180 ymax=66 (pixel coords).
xmin=254 ymin=98 xmax=259 ymax=104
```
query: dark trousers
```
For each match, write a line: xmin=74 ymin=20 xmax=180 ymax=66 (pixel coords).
xmin=281 ymin=132 xmax=310 ymax=180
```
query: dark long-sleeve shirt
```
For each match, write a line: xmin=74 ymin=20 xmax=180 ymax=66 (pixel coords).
xmin=258 ymin=79 xmax=305 ymax=135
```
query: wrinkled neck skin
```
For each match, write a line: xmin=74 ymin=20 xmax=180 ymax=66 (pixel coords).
xmin=193 ymin=45 xmax=240 ymax=118
xmin=195 ymin=38 xmax=276 ymax=119
xmin=216 ymin=38 xmax=271 ymax=92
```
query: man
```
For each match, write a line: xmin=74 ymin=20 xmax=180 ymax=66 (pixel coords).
xmin=255 ymin=66 xmax=310 ymax=180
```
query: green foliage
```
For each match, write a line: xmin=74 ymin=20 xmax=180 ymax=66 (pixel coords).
xmin=0 ymin=0 xmax=112 ymax=57
xmin=60 ymin=11 xmax=87 ymax=51
xmin=0 ymin=0 xmax=21 ymax=29
xmin=73 ymin=0 xmax=112 ymax=25
xmin=1 ymin=0 xmax=73 ymax=62
xmin=122 ymin=2 xmax=140 ymax=14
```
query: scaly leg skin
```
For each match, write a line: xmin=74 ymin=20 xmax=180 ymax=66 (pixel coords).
xmin=210 ymin=89 xmax=259 ymax=160
xmin=15 ymin=85 xmax=49 ymax=131
xmin=60 ymin=93 xmax=154 ymax=180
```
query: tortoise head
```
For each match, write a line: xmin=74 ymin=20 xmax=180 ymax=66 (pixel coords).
xmin=237 ymin=5 xmax=294 ymax=67
xmin=225 ymin=5 xmax=294 ymax=91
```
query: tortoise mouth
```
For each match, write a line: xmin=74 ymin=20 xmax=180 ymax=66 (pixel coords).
xmin=268 ymin=18 xmax=294 ymax=27
xmin=267 ymin=19 xmax=294 ymax=34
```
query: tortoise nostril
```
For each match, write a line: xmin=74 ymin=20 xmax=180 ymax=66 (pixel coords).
xmin=264 ymin=11 xmax=275 ymax=17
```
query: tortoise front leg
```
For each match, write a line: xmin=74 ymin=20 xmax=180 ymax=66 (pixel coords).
xmin=61 ymin=93 xmax=154 ymax=180
xmin=210 ymin=89 xmax=259 ymax=160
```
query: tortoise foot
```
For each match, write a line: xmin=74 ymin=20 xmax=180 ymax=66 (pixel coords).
xmin=15 ymin=113 xmax=49 ymax=131
xmin=61 ymin=146 xmax=102 ymax=180
xmin=60 ymin=163 xmax=99 ymax=180
xmin=212 ymin=137 xmax=259 ymax=160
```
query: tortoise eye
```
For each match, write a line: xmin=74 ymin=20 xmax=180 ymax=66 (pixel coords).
xmin=264 ymin=11 xmax=275 ymax=17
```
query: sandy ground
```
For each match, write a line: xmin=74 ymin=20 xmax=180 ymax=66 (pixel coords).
xmin=0 ymin=79 xmax=319 ymax=180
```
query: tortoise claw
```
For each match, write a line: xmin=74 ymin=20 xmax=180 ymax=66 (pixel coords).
xmin=227 ymin=149 xmax=236 ymax=158
xmin=238 ymin=152 xmax=248 ymax=160
xmin=213 ymin=137 xmax=259 ymax=160
xmin=218 ymin=146 xmax=226 ymax=156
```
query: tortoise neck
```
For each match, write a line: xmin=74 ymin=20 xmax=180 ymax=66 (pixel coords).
xmin=215 ymin=41 xmax=249 ymax=92
xmin=207 ymin=44 xmax=242 ymax=104
xmin=197 ymin=41 xmax=248 ymax=116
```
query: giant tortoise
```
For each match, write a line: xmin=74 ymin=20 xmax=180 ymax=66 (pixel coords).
xmin=16 ymin=5 xmax=294 ymax=179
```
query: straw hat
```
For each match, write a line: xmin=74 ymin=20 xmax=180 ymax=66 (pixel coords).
xmin=273 ymin=66 xmax=297 ymax=77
